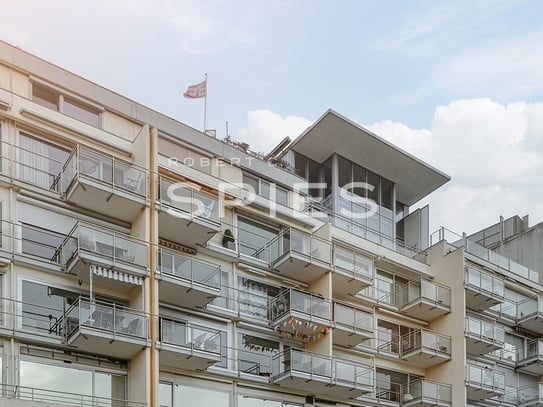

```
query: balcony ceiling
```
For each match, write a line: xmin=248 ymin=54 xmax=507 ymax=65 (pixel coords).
xmin=285 ymin=110 xmax=450 ymax=206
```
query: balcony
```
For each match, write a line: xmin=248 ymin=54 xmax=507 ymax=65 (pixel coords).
xmin=517 ymin=296 xmax=543 ymax=334
xmin=157 ymin=176 xmax=220 ymax=247
xmin=60 ymin=297 xmax=148 ymax=359
xmin=60 ymin=145 xmax=148 ymax=222
xmin=465 ymin=364 xmax=505 ymax=401
xmin=358 ymin=380 xmax=401 ymax=406
xmin=399 ymin=278 xmax=451 ymax=321
xmin=158 ymin=318 xmax=222 ymax=370
xmin=518 ymin=384 xmax=543 ymax=407
xmin=402 ymin=379 xmax=452 ymax=407
xmin=157 ymin=248 xmax=221 ymax=308
xmin=270 ymin=289 xmax=331 ymax=342
xmin=59 ymin=222 xmax=148 ymax=290
xmin=0 ymin=383 xmax=146 ymax=407
xmin=517 ymin=339 xmax=543 ymax=375
xmin=272 ymin=349 xmax=374 ymax=399
xmin=464 ymin=266 xmax=504 ymax=311
xmin=400 ymin=329 xmax=451 ymax=368
xmin=465 ymin=314 xmax=505 ymax=355
xmin=271 ymin=228 xmax=331 ymax=284
xmin=332 ymin=301 xmax=373 ymax=347
xmin=332 ymin=246 xmax=373 ymax=295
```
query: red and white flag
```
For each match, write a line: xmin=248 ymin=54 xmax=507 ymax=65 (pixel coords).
xmin=183 ymin=80 xmax=207 ymax=99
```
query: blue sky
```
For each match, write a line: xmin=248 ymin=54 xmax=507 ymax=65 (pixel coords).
xmin=2 ymin=0 xmax=543 ymax=235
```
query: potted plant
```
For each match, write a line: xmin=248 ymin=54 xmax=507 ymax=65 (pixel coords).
xmin=222 ymin=229 xmax=236 ymax=250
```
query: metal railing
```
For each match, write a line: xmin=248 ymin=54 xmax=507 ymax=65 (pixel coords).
xmin=60 ymin=145 xmax=148 ymax=198
xmin=59 ymin=222 xmax=148 ymax=271
xmin=519 ymin=338 xmax=543 ymax=363
xmin=158 ymin=175 xmax=220 ymax=224
xmin=269 ymin=288 xmax=331 ymax=321
xmin=159 ymin=318 xmax=222 ymax=354
xmin=399 ymin=277 xmax=451 ymax=309
xmin=432 ymin=226 xmax=539 ymax=284
xmin=333 ymin=245 xmax=373 ymax=280
xmin=157 ymin=248 xmax=221 ymax=290
xmin=465 ymin=364 xmax=505 ymax=392
xmin=517 ymin=383 xmax=543 ymax=405
xmin=400 ymin=329 xmax=451 ymax=357
xmin=333 ymin=301 xmax=373 ymax=333
xmin=465 ymin=265 xmax=505 ymax=299
xmin=271 ymin=348 xmax=374 ymax=387
xmin=465 ymin=314 xmax=505 ymax=345
xmin=517 ymin=295 xmax=543 ymax=321
xmin=58 ymin=297 xmax=148 ymax=339
xmin=0 ymin=383 xmax=146 ymax=407
xmin=271 ymin=227 xmax=332 ymax=267
xmin=361 ymin=379 xmax=401 ymax=403
xmin=402 ymin=379 xmax=452 ymax=404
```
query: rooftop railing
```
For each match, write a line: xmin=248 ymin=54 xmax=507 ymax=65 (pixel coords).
xmin=431 ymin=226 xmax=539 ymax=284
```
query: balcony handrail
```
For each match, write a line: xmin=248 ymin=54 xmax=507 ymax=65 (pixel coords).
xmin=207 ymin=283 xmax=270 ymax=320
xmin=0 ymin=383 xmax=147 ymax=407
xmin=402 ymin=378 xmax=452 ymax=403
xmin=156 ymin=247 xmax=221 ymax=289
xmin=400 ymin=329 xmax=452 ymax=356
xmin=465 ymin=364 xmax=506 ymax=390
xmin=304 ymin=200 xmax=426 ymax=258
xmin=269 ymin=288 xmax=332 ymax=321
xmin=464 ymin=265 xmax=505 ymax=298
xmin=58 ymin=221 xmax=149 ymax=269
xmin=332 ymin=300 xmax=374 ymax=332
xmin=465 ymin=314 xmax=505 ymax=342
xmin=58 ymin=296 xmax=149 ymax=339
xmin=270 ymin=226 xmax=332 ymax=266
xmin=61 ymin=144 xmax=149 ymax=197
xmin=158 ymin=175 xmax=220 ymax=223
xmin=432 ymin=226 xmax=539 ymax=284
xmin=159 ymin=317 xmax=222 ymax=354
xmin=399 ymin=277 xmax=451 ymax=308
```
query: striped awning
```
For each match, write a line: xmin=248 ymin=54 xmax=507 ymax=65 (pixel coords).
xmin=90 ymin=265 xmax=143 ymax=285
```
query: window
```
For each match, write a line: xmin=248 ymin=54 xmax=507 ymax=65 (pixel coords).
xmin=32 ymin=83 xmax=101 ymax=127
xmin=238 ymin=333 xmax=280 ymax=376
xmin=242 ymin=173 xmax=289 ymax=206
xmin=238 ymin=395 xmax=303 ymax=407
xmin=17 ymin=132 xmax=70 ymax=190
xmin=20 ymin=359 xmax=126 ymax=403
xmin=161 ymin=382 xmax=230 ymax=407
xmin=21 ymin=223 xmax=65 ymax=261
xmin=238 ymin=276 xmax=280 ymax=319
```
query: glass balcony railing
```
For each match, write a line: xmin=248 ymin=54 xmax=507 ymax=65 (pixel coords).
xmin=517 ymin=296 xmax=543 ymax=321
xmin=272 ymin=349 xmax=374 ymax=388
xmin=157 ymin=248 xmax=221 ymax=290
xmin=400 ymin=329 xmax=452 ymax=358
xmin=432 ymin=227 xmax=539 ymax=284
xmin=272 ymin=227 xmax=332 ymax=267
xmin=402 ymin=379 xmax=452 ymax=405
xmin=465 ymin=314 xmax=505 ymax=345
xmin=61 ymin=297 xmax=148 ymax=339
xmin=333 ymin=301 xmax=373 ymax=333
xmin=518 ymin=383 xmax=543 ymax=405
xmin=159 ymin=318 xmax=222 ymax=354
xmin=60 ymin=145 xmax=148 ymax=198
xmin=399 ymin=278 xmax=451 ymax=309
xmin=0 ymin=383 xmax=146 ymax=407
xmin=333 ymin=246 xmax=372 ymax=280
xmin=465 ymin=266 xmax=505 ymax=299
xmin=269 ymin=289 xmax=331 ymax=321
xmin=466 ymin=364 xmax=505 ymax=392
xmin=60 ymin=222 xmax=148 ymax=272
xmin=158 ymin=176 xmax=220 ymax=225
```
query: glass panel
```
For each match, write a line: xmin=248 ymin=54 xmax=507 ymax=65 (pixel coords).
xmin=63 ymin=97 xmax=100 ymax=127
xmin=238 ymin=217 xmax=278 ymax=262
xmin=173 ymin=384 xmax=230 ymax=407
xmin=160 ymin=382 xmax=173 ymax=407
xmin=238 ymin=395 xmax=281 ymax=407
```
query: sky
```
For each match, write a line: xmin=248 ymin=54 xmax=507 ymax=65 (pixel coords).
xmin=2 ymin=0 xmax=543 ymax=236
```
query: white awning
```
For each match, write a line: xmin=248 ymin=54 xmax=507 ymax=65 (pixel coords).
xmin=90 ymin=265 xmax=143 ymax=285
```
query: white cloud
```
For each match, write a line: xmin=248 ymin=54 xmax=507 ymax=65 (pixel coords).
xmin=237 ymin=109 xmax=312 ymax=154
xmin=368 ymin=98 xmax=543 ymax=234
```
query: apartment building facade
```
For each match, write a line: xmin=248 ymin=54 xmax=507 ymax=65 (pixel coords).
xmin=0 ymin=40 xmax=542 ymax=407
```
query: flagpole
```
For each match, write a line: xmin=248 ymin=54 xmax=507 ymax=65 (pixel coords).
xmin=203 ymin=73 xmax=208 ymax=131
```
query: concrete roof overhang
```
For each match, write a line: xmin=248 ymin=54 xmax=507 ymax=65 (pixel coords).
xmin=285 ymin=109 xmax=450 ymax=206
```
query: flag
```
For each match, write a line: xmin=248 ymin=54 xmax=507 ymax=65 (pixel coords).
xmin=183 ymin=80 xmax=206 ymax=99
